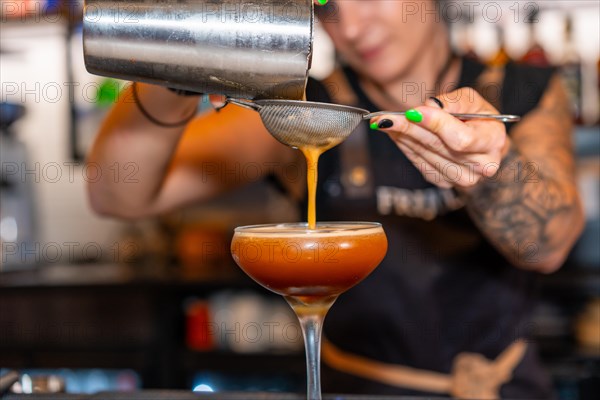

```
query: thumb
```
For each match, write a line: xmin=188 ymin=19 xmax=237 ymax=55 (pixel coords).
xmin=208 ymin=94 xmax=227 ymax=110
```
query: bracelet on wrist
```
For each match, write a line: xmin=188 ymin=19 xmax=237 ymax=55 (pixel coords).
xmin=131 ymin=82 xmax=197 ymax=128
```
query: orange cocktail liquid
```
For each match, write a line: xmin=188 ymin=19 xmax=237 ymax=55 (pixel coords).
xmin=231 ymin=223 xmax=388 ymax=305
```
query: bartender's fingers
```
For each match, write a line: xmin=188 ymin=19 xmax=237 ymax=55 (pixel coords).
xmin=371 ymin=113 xmax=497 ymax=176
xmin=373 ymin=114 xmax=451 ymax=157
xmin=398 ymin=120 xmax=500 ymax=177
xmin=208 ymin=94 xmax=227 ymax=109
xmin=371 ymin=112 xmax=450 ymax=151
xmin=424 ymin=88 xmax=506 ymax=154
xmin=372 ymin=108 xmax=505 ymax=171
xmin=398 ymin=136 xmax=485 ymax=188
xmin=413 ymin=106 xmax=506 ymax=154
xmin=371 ymin=109 xmax=474 ymax=152
xmin=396 ymin=141 xmax=454 ymax=189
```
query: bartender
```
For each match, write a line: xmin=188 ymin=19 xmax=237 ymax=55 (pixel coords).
xmin=87 ymin=0 xmax=584 ymax=398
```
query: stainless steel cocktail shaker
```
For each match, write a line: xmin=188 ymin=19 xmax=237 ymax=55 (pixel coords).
xmin=83 ymin=0 xmax=313 ymax=99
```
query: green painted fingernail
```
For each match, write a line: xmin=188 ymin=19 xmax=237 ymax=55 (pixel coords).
xmin=405 ymin=109 xmax=423 ymax=123
xmin=318 ymin=0 xmax=328 ymax=5
xmin=370 ymin=122 xmax=379 ymax=130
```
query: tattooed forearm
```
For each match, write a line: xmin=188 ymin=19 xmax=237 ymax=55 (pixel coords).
xmin=463 ymin=143 xmax=581 ymax=272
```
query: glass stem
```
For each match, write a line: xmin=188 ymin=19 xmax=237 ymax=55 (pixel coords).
xmin=299 ymin=312 xmax=324 ymax=400
xmin=287 ymin=297 xmax=336 ymax=400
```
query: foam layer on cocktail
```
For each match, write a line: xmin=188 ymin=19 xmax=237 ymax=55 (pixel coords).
xmin=233 ymin=222 xmax=384 ymax=237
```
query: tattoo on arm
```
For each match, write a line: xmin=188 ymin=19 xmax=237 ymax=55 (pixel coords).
xmin=465 ymin=144 xmax=577 ymax=267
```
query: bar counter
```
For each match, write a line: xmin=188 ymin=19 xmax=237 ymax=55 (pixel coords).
xmin=2 ymin=392 xmax=442 ymax=400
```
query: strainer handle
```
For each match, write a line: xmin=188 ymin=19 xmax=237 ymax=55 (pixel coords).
xmin=225 ymin=98 xmax=263 ymax=111
xmin=364 ymin=111 xmax=521 ymax=123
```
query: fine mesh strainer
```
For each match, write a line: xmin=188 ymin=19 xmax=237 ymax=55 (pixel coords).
xmin=226 ymin=99 xmax=520 ymax=149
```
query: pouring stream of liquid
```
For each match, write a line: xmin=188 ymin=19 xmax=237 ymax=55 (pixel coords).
xmin=301 ymin=146 xmax=323 ymax=230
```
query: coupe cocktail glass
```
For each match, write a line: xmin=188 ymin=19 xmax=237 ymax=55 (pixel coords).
xmin=231 ymin=222 xmax=387 ymax=400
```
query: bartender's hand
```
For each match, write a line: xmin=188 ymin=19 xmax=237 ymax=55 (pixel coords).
xmin=369 ymin=88 xmax=508 ymax=189
xmin=208 ymin=94 xmax=227 ymax=109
